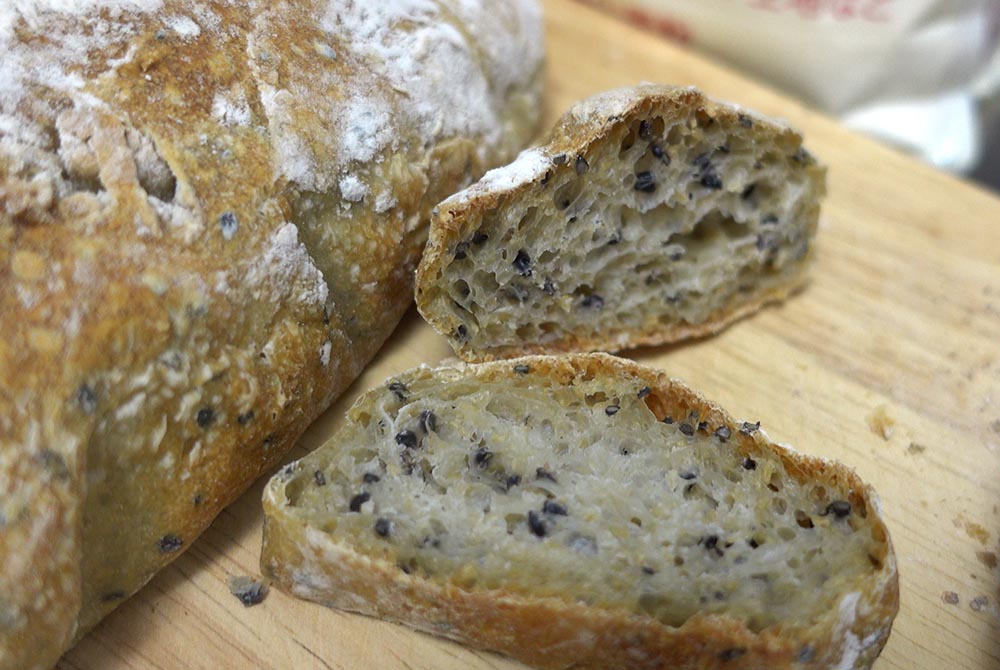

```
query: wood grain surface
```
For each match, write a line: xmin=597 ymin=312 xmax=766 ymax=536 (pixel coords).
xmin=59 ymin=0 xmax=1000 ymax=667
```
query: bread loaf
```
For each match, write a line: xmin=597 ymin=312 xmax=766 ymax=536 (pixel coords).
xmin=261 ymin=353 xmax=898 ymax=670
xmin=415 ymin=85 xmax=825 ymax=361
xmin=0 ymin=1 xmax=543 ymax=667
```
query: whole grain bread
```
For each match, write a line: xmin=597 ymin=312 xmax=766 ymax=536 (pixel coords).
xmin=415 ymin=85 xmax=826 ymax=361
xmin=262 ymin=353 xmax=898 ymax=670
xmin=0 ymin=2 xmax=543 ymax=667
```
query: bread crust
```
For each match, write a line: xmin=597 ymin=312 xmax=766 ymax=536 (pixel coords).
xmin=0 ymin=2 xmax=544 ymax=667
xmin=262 ymin=353 xmax=898 ymax=670
xmin=415 ymin=85 xmax=825 ymax=362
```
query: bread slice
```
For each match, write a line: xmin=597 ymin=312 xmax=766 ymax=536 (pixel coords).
xmin=261 ymin=353 xmax=897 ymax=670
xmin=415 ymin=85 xmax=826 ymax=361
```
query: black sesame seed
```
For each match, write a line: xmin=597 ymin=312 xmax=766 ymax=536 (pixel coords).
xmin=505 ymin=474 xmax=522 ymax=490
xmin=536 ymin=467 xmax=557 ymax=483
xmin=762 ymin=214 xmax=779 ymax=225
xmin=637 ymin=386 xmax=651 ymax=399
xmin=665 ymin=292 xmax=683 ymax=304
xmin=514 ymin=364 xmax=531 ymax=375
xmin=826 ymin=500 xmax=852 ymax=518
xmin=552 ymin=153 xmax=568 ymax=166
xmin=314 ymin=470 xmax=327 ymax=486
xmin=419 ymin=410 xmax=437 ymax=434
xmin=473 ymin=448 xmax=493 ymax=468
xmin=454 ymin=241 xmax=469 ymax=260
xmin=527 ymin=510 xmax=547 ymax=537
xmin=663 ymin=416 xmax=675 ymax=424
xmin=700 ymin=173 xmax=723 ymax=190
xmin=101 ymin=590 xmax=127 ymax=603
xmin=363 ymin=473 xmax=381 ymax=484
xmin=749 ymin=538 xmax=760 ymax=549
xmin=638 ymin=119 xmax=653 ymax=140
xmin=703 ymin=535 xmax=719 ymax=550
xmin=543 ymin=500 xmax=568 ymax=516
xmin=513 ymin=249 xmax=532 ymax=276
xmin=717 ymin=144 xmax=730 ymax=154
xmin=193 ymin=494 xmax=204 ymax=506
xmin=697 ymin=421 xmax=709 ymax=432
xmin=36 ymin=450 xmax=68 ymax=480
xmin=738 ymin=113 xmax=754 ymax=129
xmin=641 ymin=566 xmax=656 ymax=575
xmin=741 ymin=183 xmax=756 ymax=200
xmin=219 ymin=211 xmax=238 ymax=239
xmin=233 ymin=580 xmax=268 ymax=607
xmin=395 ymin=430 xmax=418 ymax=449
xmin=540 ymin=170 xmax=551 ymax=186
xmin=792 ymin=147 xmax=813 ymax=164
xmin=718 ymin=648 xmax=746 ymax=662
xmin=575 ymin=155 xmax=589 ymax=175
xmin=374 ymin=517 xmax=391 ymax=537
xmin=196 ymin=407 xmax=215 ymax=428
xmin=740 ymin=421 xmax=761 ymax=435
xmin=797 ymin=645 xmax=816 ymax=662
xmin=692 ymin=152 xmax=711 ymax=169
xmin=387 ymin=381 xmax=408 ymax=401
xmin=158 ymin=535 xmax=183 ymax=553
xmin=651 ymin=144 xmax=670 ymax=165
xmin=714 ymin=426 xmax=731 ymax=442
xmin=237 ymin=410 xmax=254 ymax=425
xmin=348 ymin=492 xmax=370 ymax=512
xmin=679 ymin=422 xmax=695 ymax=436
xmin=634 ymin=171 xmax=657 ymax=193
xmin=679 ymin=471 xmax=697 ymax=480
xmin=542 ymin=278 xmax=557 ymax=296
xmin=605 ymin=405 xmax=619 ymax=416
xmin=742 ymin=457 xmax=757 ymax=471
xmin=455 ymin=324 xmax=468 ymax=341
xmin=580 ymin=294 xmax=604 ymax=309
xmin=472 ymin=231 xmax=489 ymax=244
xmin=76 ymin=384 xmax=97 ymax=414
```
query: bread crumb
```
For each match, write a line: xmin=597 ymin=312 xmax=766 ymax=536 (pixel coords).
xmin=227 ymin=575 xmax=269 ymax=607
xmin=906 ymin=442 xmax=927 ymax=455
xmin=867 ymin=405 xmax=895 ymax=440
xmin=976 ymin=551 xmax=997 ymax=570
xmin=970 ymin=595 xmax=989 ymax=612
xmin=942 ymin=591 xmax=959 ymax=605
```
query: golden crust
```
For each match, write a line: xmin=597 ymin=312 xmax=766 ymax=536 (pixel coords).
xmin=415 ymin=85 xmax=826 ymax=362
xmin=262 ymin=353 xmax=898 ymax=670
xmin=0 ymin=2 xmax=544 ymax=667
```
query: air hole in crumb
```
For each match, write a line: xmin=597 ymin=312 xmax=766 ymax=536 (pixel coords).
xmin=795 ymin=510 xmax=814 ymax=529
xmin=772 ymin=498 xmax=787 ymax=515
xmin=777 ymin=527 xmax=797 ymax=541
xmin=451 ymin=279 xmax=471 ymax=299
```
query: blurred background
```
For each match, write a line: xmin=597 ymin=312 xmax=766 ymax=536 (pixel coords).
xmin=577 ymin=0 xmax=1000 ymax=192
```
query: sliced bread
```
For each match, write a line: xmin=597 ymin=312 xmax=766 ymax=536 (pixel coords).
xmin=261 ymin=353 xmax=897 ymax=670
xmin=415 ymin=85 xmax=826 ymax=361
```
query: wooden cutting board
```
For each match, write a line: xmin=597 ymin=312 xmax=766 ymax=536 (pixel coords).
xmin=58 ymin=0 xmax=1000 ymax=668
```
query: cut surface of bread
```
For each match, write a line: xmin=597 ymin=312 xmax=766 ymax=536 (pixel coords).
xmin=262 ymin=354 xmax=897 ymax=670
xmin=415 ymin=85 xmax=826 ymax=361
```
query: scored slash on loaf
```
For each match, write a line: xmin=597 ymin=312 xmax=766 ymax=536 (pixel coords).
xmin=416 ymin=85 xmax=826 ymax=361
xmin=261 ymin=353 xmax=898 ymax=670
